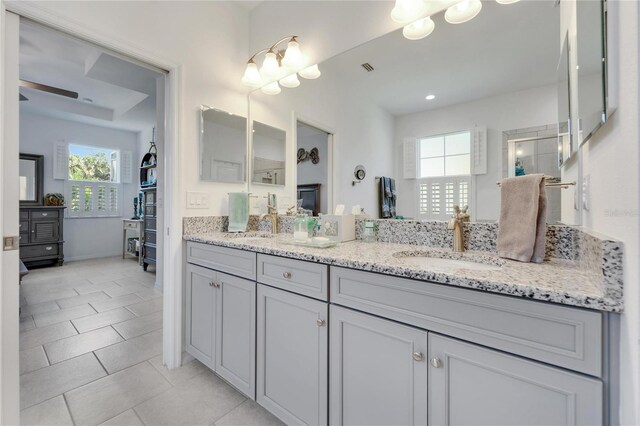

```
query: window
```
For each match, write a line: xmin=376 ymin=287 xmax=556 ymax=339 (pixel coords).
xmin=64 ymin=144 xmax=128 ymax=218
xmin=416 ymin=131 xmax=472 ymax=221
xmin=418 ymin=131 xmax=471 ymax=178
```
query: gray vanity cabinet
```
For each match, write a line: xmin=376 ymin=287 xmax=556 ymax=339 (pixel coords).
xmin=256 ymin=283 xmax=328 ymax=426
xmin=428 ymin=333 xmax=603 ymax=426
xmin=185 ymin=262 xmax=256 ymax=398
xmin=330 ymin=305 xmax=429 ymax=426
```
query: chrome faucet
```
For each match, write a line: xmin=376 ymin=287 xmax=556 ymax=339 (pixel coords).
xmin=448 ymin=205 xmax=465 ymax=252
xmin=260 ymin=192 xmax=279 ymax=234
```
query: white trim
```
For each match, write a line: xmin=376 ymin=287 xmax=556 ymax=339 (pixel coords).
xmin=4 ymin=2 xmax=183 ymax=370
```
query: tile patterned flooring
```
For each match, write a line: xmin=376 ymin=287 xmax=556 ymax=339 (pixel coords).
xmin=19 ymin=257 xmax=282 ymax=426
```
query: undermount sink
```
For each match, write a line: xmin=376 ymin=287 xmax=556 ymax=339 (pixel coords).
xmin=393 ymin=250 xmax=503 ymax=272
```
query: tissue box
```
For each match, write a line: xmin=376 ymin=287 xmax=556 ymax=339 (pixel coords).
xmin=322 ymin=214 xmax=355 ymax=242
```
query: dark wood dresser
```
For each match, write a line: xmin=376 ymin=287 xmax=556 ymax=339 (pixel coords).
xmin=19 ymin=206 xmax=65 ymax=268
xmin=141 ymin=187 xmax=156 ymax=271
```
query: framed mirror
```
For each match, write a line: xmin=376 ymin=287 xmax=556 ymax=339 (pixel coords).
xmin=577 ymin=0 xmax=608 ymax=145
xmin=19 ymin=153 xmax=44 ymax=206
xmin=557 ymin=33 xmax=572 ymax=168
xmin=200 ymin=106 xmax=247 ymax=183
xmin=252 ymin=121 xmax=286 ymax=186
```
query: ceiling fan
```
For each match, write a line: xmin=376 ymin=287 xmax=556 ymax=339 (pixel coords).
xmin=19 ymin=79 xmax=78 ymax=102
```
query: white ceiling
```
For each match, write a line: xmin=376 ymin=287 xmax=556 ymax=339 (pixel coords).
xmin=19 ymin=20 xmax=164 ymax=132
xmin=321 ymin=0 xmax=561 ymax=116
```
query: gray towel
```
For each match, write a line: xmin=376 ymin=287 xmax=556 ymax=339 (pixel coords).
xmin=228 ymin=192 xmax=250 ymax=232
xmin=497 ymin=174 xmax=547 ymax=263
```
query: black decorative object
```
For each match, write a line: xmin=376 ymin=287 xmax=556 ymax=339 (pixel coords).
xmin=297 ymin=147 xmax=320 ymax=164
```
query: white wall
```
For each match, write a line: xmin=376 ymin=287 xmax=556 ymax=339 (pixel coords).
xmin=20 ymin=111 xmax=141 ymax=260
xmin=394 ymin=84 xmax=557 ymax=221
xmin=297 ymin=131 xmax=329 ymax=213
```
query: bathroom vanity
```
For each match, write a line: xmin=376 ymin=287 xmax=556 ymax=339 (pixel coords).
xmin=183 ymin=230 xmax=620 ymax=426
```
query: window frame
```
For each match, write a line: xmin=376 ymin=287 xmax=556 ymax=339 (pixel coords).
xmin=417 ymin=130 xmax=472 ymax=179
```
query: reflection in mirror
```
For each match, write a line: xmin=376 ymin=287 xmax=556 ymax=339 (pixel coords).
xmin=248 ymin=1 xmax=584 ymax=224
xmin=577 ymin=0 xmax=607 ymax=145
xmin=557 ymin=34 xmax=572 ymax=168
xmin=297 ymin=121 xmax=330 ymax=214
xmin=200 ymin=106 xmax=247 ymax=183
xmin=19 ymin=153 xmax=43 ymax=205
xmin=252 ymin=121 xmax=286 ymax=186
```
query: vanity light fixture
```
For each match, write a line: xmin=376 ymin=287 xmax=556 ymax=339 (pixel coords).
xmin=395 ymin=0 xmax=517 ymax=41
xmin=242 ymin=35 xmax=321 ymax=95
xmin=425 ymin=94 xmax=436 ymax=100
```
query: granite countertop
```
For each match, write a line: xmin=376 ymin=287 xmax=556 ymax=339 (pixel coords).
xmin=183 ymin=232 xmax=623 ymax=313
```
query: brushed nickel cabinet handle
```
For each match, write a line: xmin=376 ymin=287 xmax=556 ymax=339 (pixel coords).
xmin=413 ymin=352 xmax=425 ymax=362
xmin=283 ymin=272 xmax=292 ymax=279
xmin=45 ymin=246 xmax=53 ymax=251
xmin=41 ymin=213 xmax=48 ymax=217
xmin=316 ymin=319 xmax=326 ymax=327
xmin=209 ymin=281 xmax=215 ymax=287
xmin=430 ymin=357 xmax=443 ymax=368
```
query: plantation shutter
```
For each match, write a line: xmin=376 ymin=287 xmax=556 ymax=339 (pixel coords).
xmin=403 ymin=137 xmax=418 ymax=179
xmin=471 ymin=126 xmax=487 ymax=175
xmin=53 ymin=142 xmax=69 ymax=180
xmin=417 ymin=177 xmax=472 ymax=221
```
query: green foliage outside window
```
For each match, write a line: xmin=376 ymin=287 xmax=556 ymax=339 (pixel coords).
xmin=69 ymin=152 xmax=111 ymax=182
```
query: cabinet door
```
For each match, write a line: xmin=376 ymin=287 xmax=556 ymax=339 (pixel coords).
xmin=428 ymin=333 xmax=603 ymax=426
xmin=257 ymin=284 xmax=328 ymax=425
xmin=30 ymin=220 xmax=59 ymax=243
xmin=215 ymin=272 xmax=256 ymax=399
xmin=330 ymin=305 xmax=429 ymax=426
xmin=185 ymin=263 xmax=217 ymax=369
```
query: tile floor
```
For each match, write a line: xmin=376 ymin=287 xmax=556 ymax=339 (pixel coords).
xmin=19 ymin=257 xmax=283 ymax=426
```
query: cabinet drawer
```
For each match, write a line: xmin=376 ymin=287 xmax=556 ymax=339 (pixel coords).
xmin=187 ymin=242 xmax=256 ymax=280
xmin=20 ymin=210 xmax=29 ymax=219
xmin=257 ymin=254 xmax=328 ymax=301
xmin=31 ymin=210 xmax=59 ymax=219
xmin=21 ymin=243 xmax=59 ymax=259
xmin=144 ymin=230 xmax=156 ymax=244
xmin=124 ymin=221 xmax=140 ymax=230
xmin=19 ymin=221 xmax=29 ymax=232
xmin=331 ymin=267 xmax=603 ymax=376
xmin=145 ymin=218 xmax=156 ymax=230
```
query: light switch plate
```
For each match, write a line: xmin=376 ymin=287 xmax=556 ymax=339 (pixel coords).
xmin=186 ymin=191 xmax=209 ymax=209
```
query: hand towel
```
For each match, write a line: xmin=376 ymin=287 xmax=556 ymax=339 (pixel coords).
xmin=379 ymin=177 xmax=391 ymax=218
xmin=497 ymin=174 xmax=547 ymax=263
xmin=389 ymin=178 xmax=397 ymax=217
xmin=228 ymin=192 xmax=250 ymax=232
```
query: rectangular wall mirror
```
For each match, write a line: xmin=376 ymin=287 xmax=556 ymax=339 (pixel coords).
xmin=19 ymin=153 xmax=44 ymax=206
xmin=200 ymin=106 xmax=247 ymax=183
xmin=252 ymin=121 xmax=286 ymax=186
xmin=577 ymin=0 xmax=608 ymax=145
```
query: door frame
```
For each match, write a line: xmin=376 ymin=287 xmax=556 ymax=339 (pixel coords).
xmin=0 ymin=1 xmax=184 ymax=412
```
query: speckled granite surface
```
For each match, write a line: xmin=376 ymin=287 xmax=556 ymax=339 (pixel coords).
xmin=183 ymin=232 xmax=623 ymax=312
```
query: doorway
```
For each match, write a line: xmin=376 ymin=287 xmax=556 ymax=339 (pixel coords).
xmin=296 ymin=121 xmax=332 ymax=215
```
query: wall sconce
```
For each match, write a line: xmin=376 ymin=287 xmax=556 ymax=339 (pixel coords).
xmin=391 ymin=0 xmax=520 ymax=41
xmin=242 ymin=36 xmax=321 ymax=95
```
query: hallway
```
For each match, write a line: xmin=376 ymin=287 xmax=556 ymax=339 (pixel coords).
xmin=19 ymin=257 xmax=280 ymax=425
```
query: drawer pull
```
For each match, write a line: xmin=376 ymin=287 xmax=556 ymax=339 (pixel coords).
xmin=209 ymin=281 xmax=215 ymax=287
xmin=19 ymin=224 xmax=22 ymax=228
xmin=45 ymin=246 xmax=53 ymax=251
xmin=413 ymin=352 xmax=425 ymax=362
xmin=429 ymin=357 xmax=443 ymax=368
xmin=209 ymin=282 xmax=220 ymax=288
xmin=283 ymin=272 xmax=292 ymax=279
xmin=316 ymin=319 xmax=326 ymax=327
xmin=41 ymin=213 xmax=48 ymax=217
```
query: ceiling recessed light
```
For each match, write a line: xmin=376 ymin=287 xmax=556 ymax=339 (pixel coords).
xmin=425 ymin=94 xmax=436 ymax=100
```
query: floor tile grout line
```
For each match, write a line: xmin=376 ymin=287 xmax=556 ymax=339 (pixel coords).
xmin=92 ymin=351 xmax=110 ymax=376
xmin=61 ymin=392 xmax=78 ymax=426
xmin=131 ymin=406 xmax=147 ymax=426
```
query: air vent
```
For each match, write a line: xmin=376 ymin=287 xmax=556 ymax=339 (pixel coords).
xmin=361 ymin=63 xmax=374 ymax=72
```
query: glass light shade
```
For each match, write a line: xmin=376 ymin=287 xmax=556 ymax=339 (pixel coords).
xmin=298 ymin=64 xmax=321 ymax=79
xmin=241 ymin=61 xmax=263 ymax=87
xmin=403 ymin=17 xmax=435 ymax=40
xmin=279 ymin=73 xmax=300 ymax=88
xmin=391 ymin=0 xmax=427 ymax=24
xmin=496 ymin=0 xmax=519 ymax=3
xmin=282 ymin=40 xmax=304 ymax=69
xmin=445 ymin=0 xmax=482 ymax=24
xmin=261 ymin=81 xmax=281 ymax=95
xmin=260 ymin=51 xmax=281 ymax=80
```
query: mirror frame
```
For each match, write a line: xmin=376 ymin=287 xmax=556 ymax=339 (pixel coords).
xmin=19 ymin=153 xmax=44 ymax=206
xmin=199 ymin=105 xmax=248 ymax=183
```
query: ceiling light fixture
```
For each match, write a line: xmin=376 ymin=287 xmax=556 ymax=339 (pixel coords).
xmin=445 ymin=0 xmax=482 ymax=24
xmin=242 ymin=35 xmax=321 ymax=95
xmin=403 ymin=16 xmax=435 ymax=40
xmin=496 ymin=0 xmax=520 ymax=4
xmin=425 ymin=94 xmax=436 ymax=100
xmin=391 ymin=0 xmax=428 ymax=24
xmin=393 ymin=0 xmax=485 ymax=41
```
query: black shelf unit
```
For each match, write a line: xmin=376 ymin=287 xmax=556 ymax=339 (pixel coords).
xmin=140 ymin=152 xmax=157 ymax=271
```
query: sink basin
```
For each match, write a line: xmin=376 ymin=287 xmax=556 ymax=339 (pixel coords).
xmin=393 ymin=251 xmax=503 ymax=272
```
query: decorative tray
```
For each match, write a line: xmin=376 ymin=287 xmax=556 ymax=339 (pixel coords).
xmin=281 ymin=238 xmax=338 ymax=249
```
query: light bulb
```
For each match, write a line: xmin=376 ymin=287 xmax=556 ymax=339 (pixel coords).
xmin=403 ymin=16 xmax=435 ymax=40
xmin=261 ymin=81 xmax=281 ymax=95
xmin=445 ymin=0 xmax=482 ymax=24
xmin=280 ymin=73 xmax=300 ymax=88
xmin=298 ymin=64 xmax=321 ymax=79
xmin=391 ymin=0 xmax=427 ymax=24
xmin=282 ymin=38 xmax=304 ymax=69
xmin=260 ymin=51 xmax=281 ymax=80
xmin=496 ymin=0 xmax=519 ymax=4
xmin=241 ymin=60 xmax=263 ymax=88
xmin=425 ymin=94 xmax=436 ymax=100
